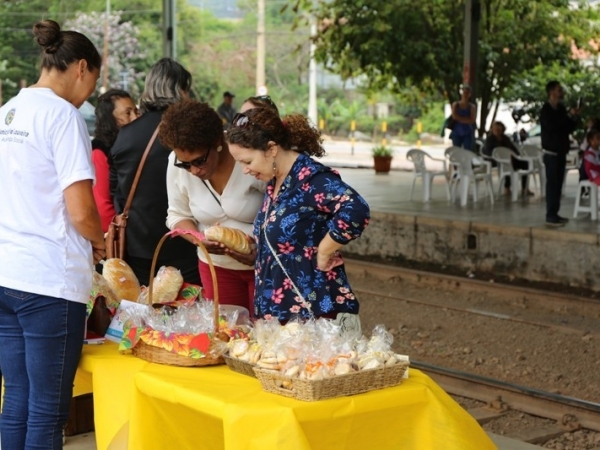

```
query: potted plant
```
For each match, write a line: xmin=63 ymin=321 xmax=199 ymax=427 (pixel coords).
xmin=372 ymin=145 xmax=394 ymax=174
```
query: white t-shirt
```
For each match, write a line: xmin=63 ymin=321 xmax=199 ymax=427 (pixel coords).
xmin=166 ymin=153 xmax=265 ymax=270
xmin=0 ymin=88 xmax=95 ymax=304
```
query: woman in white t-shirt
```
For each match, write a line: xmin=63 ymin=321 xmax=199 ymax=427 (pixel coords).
xmin=159 ymin=99 xmax=265 ymax=312
xmin=0 ymin=20 xmax=104 ymax=449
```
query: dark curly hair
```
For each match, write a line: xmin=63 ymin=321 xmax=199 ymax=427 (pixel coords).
xmin=227 ymin=107 xmax=325 ymax=157
xmin=94 ymin=89 xmax=132 ymax=149
xmin=159 ymin=98 xmax=224 ymax=153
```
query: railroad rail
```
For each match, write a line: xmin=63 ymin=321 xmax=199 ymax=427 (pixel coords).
xmin=414 ymin=361 xmax=600 ymax=439
xmin=346 ymin=259 xmax=600 ymax=337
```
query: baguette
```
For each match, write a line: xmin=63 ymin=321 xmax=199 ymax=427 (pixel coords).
xmin=204 ymin=226 xmax=252 ymax=255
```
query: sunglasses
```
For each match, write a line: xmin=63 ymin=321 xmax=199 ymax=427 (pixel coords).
xmin=254 ymin=95 xmax=276 ymax=108
xmin=231 ymin=113 xmax=253 ymax=128
xmin=173 ymin=148 xmax=212 ymax=170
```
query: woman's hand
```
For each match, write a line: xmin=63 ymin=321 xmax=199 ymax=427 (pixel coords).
xmin=316 ymin=250 xmax=343 ymax=272
xmin=224 ymin=247 xmax=257 ymax=266
xmin=92 ymin=241 xmax=106 ymax=264
xmin=201 ymin=240 xmax=228 ymax=255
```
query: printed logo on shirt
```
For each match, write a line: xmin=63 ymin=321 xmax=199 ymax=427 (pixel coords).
xmin=5 ymin=108 xmax=15 ymax=125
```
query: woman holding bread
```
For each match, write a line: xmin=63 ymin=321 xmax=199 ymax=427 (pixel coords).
xmin=227 ymin=107 xmax=370 ymax=325
xmin=158 ymin=99 xmax=265 ymax=311
xmin=0 ymin=20 xmax=104 ymax=449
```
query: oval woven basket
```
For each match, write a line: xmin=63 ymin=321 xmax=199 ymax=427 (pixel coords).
xmin=131 ymin=232 xmax=225 ymax=367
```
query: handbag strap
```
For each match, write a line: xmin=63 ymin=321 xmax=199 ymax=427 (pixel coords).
xmin=201 ymin=179 xmax=222 ymax=207
xmin=122 ymin=126 xmax=160 ymax=217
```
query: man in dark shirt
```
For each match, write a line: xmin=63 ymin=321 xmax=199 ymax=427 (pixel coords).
xmin=216 ymin=91 xmax=237 ymax=129
xmin=540 ymin=81 xmax=580 ymax=226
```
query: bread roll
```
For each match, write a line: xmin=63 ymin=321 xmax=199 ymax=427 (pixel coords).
xmin=204 ymin=226 xmax=252 ymax=255
xmin=150 ymin=266 xmax=183 ymax=304
xmin=102 ymin=258 xmax=141 ymax=302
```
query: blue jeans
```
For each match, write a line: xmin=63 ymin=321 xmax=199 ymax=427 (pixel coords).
xmin=451 ymin=132 xmax=475 ymax=151
xmin=0 ymin=287 xmax=86 ymax=450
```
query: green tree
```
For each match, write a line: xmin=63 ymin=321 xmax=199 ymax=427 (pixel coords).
xmin=295 ymin=0 xmax=597 ymax=135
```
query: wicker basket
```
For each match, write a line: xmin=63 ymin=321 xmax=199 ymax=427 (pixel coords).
xmin=223 ymin=355 xmax=257 ymax=378
xmin=131 ymin=232 xmax=225 ymax=367
xmin=253 ymin=361 xmax=409 ymax=401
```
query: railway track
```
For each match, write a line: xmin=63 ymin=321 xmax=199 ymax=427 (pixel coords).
xmin=346 ymin=259 xmax=600 ymax=446
xmin=414 ymin=360 xmax=600 ymax=437
xmin=345 ymin=259 xmax=600 ymax=338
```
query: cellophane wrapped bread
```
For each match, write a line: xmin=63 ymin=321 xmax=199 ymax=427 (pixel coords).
xmin=149 ymin=266 xmax=183 ymax=304
xmin=204 ymin=226 xmax=251 ymax=255
xmin=102 ymin=258 xmax=141 ymax=302
xmin=92 ymin=271 xmax=120 ymax=309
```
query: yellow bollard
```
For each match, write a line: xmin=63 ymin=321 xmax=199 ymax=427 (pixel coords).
xmin=417 ymin=121 xmax=422 ymax=148
xmin=382 ymin=121 xmax=387 ymax=147
xmin=319 ymin=119 xmax=325 ymax=131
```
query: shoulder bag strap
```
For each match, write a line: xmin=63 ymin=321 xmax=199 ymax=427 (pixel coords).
xmin=122 ymin=125 xmax=160 ymax=217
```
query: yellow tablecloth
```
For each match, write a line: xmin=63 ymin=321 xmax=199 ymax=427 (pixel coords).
xmin=75 ymin=343 xmax=497 ymax=450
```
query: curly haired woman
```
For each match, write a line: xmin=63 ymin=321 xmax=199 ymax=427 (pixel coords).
xmin=159 ymin=98 xmax=265 ymax=312
xmin=227 ymin=107 xmax=370 ymax=328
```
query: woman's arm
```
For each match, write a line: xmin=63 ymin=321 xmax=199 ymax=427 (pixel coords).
xmin=64 ymin=180 xmax=105 ymax=263
xmin=308 ymin=171 xmax=370 ymax=271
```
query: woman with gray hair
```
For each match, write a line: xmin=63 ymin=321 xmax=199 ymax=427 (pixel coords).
xmin=109 ymin=58 xmax=200 ymax=286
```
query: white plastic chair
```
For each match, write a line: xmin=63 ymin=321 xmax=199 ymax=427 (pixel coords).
xmin=406 ymin=149 xmax=451 ymax=201
xmin=491 ymin=146 xmax=535 ymax=202
xmin=564 ymin=150 xmax=581 ymax=190
xmin=448 ymin=147 xmax=494 ymax=207
xmin=573 ymin=180 xmax=598 ymax=220
xmin=444 ymin=146 xmax=463 ymax=196
xmin=520 ymin=144 xmax=546 ymax=198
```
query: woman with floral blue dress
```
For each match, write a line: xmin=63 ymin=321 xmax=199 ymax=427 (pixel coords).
xmin=227 ymin=107 xmax=370 ymax=325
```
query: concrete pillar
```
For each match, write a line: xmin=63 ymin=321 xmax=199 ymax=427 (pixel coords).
xmin=163 ymin=0 xmax=176 ymax=59
xmin=463 ymin=0 xmax=480 ymax=98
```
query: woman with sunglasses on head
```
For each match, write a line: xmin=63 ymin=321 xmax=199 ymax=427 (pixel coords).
xmin=227 ymin=108 xmax=370 ymax=326
xmin=0 ymin=20 xmax=104 ymax=449
xmin=159 ymin=98 xmax=265 ymax=312
xmin=110 ymin=58 xmax=200 ymax=286
xmin=92 ymin=88 xmax=139 ymax=233
xmin=240 ymin=94 xmax=279 ymax=114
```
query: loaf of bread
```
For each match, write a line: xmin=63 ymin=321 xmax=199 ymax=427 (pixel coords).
xmin=150 ymin=266 xmax=183 ymax=304
xmin=204 ymin=226 xmax=252 ymax=255
xmin=102 ymin=258 xmax=141 ymax=302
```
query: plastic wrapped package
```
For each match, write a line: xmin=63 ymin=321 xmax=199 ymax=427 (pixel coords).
xmin=149 ymin=266 xmax=184 ymax=304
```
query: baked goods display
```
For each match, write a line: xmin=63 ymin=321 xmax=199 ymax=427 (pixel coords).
xmin=204 ymin=226 xmax=252 ymax=255
xmin=101 ymin=258 xmax=141 ymax=302
xmin=226 ymin=319 xmax=409 ymax=400
xmin=229 ymin=320 xmax=408 ymax=378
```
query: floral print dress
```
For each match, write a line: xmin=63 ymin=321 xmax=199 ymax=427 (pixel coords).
xmin=253 ymin=153 xmax=370 ymax=321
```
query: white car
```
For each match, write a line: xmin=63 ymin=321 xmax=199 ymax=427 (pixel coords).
xmin=524 ymin=124 xmax=578 ymax=150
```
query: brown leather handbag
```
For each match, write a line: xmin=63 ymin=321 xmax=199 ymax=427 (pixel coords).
xmin=105 ymin=126 xmax=160 ymax=260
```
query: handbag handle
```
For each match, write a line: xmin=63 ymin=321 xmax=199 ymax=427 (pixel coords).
xmin=121 ymin=126 xmax=160 ymax=218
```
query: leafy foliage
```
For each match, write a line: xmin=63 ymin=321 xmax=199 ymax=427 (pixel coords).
xmin=65 ymin=11 xmax=146 ymax=96
xmin=295 ymin=0 xmax=599 ymax=136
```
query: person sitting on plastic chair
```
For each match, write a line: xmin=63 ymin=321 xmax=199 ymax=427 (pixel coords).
xmin=482 ymin=121 xmax=534 ymax=197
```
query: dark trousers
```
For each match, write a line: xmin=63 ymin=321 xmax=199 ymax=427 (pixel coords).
xmin=544 ymin=152 xmax=567 ymax=219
